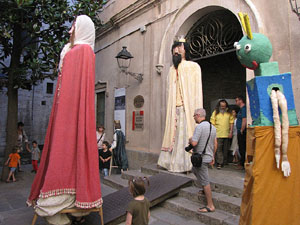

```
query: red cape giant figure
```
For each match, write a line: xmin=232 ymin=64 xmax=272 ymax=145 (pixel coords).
xmin=28 ymin=16 xmax=102 ymax=209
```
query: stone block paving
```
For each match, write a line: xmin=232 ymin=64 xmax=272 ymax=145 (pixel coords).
xmin=0 ymin=164 xmax=117 ymax=225
xmin=0 ymin=165 xmax=207 ymax=225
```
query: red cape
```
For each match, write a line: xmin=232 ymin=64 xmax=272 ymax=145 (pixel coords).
xmin=28 ymin=44 xmax=102 ymax=208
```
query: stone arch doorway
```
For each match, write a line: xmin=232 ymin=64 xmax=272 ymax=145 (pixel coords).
xmin=186 ymin=9 xmax=246 ymax=117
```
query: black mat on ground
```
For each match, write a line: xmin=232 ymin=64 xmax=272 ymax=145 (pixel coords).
xmin=102 ymin=173 xmax=192 ymax=224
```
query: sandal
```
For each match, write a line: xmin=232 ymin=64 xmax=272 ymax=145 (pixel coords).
xmin=198 ymin=206 xmax=215 ymax=213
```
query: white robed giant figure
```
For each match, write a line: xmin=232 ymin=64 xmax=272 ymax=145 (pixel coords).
xmin=158 ymin=40 xmax=203 ymax=172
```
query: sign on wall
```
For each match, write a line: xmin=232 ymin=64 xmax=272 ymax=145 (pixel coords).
xmin=114 ymin=88 xmax=126 ymax=135
xmin=132 ymin=111 xmax=144 ymax=131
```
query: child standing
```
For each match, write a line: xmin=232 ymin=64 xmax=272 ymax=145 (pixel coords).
xmin=125 ymin=177 xmax=150 ymax=225
xmin=230 ymin=108 xmax=240 ymax=164
xmin=5 ymin=146 xmax=21 ymax=182
xmin=99 ymin=141 xmax=112 ymax=177
xmin=27 ymin=140 xmax=40 ymax=173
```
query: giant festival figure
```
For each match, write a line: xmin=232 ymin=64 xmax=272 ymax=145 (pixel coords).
xmin=158 ymin=38 xmax=203 ymax=172
xmin=27 ymin=15 xmax=102 ymax=225
xmin=235 ymin=13 xmax=300 ymax=225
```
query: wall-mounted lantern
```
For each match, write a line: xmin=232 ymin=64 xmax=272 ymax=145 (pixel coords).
xmin=116 ymin=46 xmax=143 ymax=82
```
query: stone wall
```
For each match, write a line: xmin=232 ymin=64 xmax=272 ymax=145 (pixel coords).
xmin=126 ymin=148 xmax=159 ymax=170
xmin=0 ymin=79 xmax=56 ymax=156
xmin=95 ymin=0 xmax=300 ymax=162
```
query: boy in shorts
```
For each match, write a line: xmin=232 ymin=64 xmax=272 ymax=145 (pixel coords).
xmin=5 ymin=146 xmax=21 ymax=182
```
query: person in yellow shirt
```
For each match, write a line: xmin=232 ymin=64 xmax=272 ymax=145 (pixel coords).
xmin=210 ymin=100 xmax=234 ymax=169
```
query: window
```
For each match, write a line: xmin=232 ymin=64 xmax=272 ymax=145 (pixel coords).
xmin=97 ymin=92 xmax=105 ymax=126
xmin=46 ymin=82 xmax=54 ymax=94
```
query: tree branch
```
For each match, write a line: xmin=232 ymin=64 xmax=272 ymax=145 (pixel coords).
xmin=0 ymin=61 xmax=8 ymax=69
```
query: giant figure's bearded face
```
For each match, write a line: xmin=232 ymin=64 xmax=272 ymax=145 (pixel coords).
xmin=172 ymin=43 xmax=186 ymax=69
xmin=172 ymin=53 xmax=182 ymax=69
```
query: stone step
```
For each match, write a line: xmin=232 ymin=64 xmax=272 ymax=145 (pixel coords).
xmin=210 ymin=180 xmax=243 ymax=198
xmin=162 ymin=196 xmax=240 ymax=225
xmin=142 ymin=164 xmax=244 ymax=198
xmin=121 ymin=169 xmax=152 ymax=181
xmin=179 ymin=186 xmax=241 ymax=215
xmin=102 ymin=174 xmax=128 ymax=190
xmin=141 ymin=163 xmax=161 ymax=175
xmin=117 ymin=205 xmax=207 ymax=225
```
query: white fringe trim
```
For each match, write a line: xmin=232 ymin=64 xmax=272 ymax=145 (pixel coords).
xmin=75 ymin=198 xmax=103 ymax=209
xmin=39 ymin=188 xmax=76 ymax=198
xmin=34 ymin=188 xmax=103 ymax=209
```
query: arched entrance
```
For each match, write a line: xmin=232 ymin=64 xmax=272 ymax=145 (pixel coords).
xmin=186 ymin=9 xmax=246 ymax=116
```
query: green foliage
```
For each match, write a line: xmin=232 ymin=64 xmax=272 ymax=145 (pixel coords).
xmin=0 ymin=0 xmax=104 ymax=89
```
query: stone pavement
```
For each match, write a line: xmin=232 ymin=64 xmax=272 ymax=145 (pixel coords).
xmin=0 ymin=164 xmax=244 ymax=225
xmin=0 ymin=164 xmax=117 ymax=225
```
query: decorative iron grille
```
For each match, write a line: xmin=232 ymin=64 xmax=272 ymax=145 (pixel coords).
xmin=186 ymin=10 xmax=243 ymax=60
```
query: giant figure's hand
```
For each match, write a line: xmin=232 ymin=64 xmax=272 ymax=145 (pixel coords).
xmin=281 ymin=161 xmax=291 ymax=177
xmin=275 ymin=154 xmax=280 ymax=169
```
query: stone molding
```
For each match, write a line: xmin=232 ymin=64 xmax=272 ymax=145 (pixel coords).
xmin=96 ymin=0 xmax=161 ymax=40
xmin=156 ymin=0 xmax=263 ymax=75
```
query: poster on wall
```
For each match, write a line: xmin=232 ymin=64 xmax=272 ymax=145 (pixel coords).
xmin=132 ymin=111 xmax=144 ymax=131
xmin=114 ymin=88 xmax=126 ymax=135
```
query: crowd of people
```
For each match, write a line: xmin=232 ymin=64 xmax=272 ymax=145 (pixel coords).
xmin=210 ymin=97 xmax=247 ymax=170
xmin=5 ymin=119 xmax=128 ymax=182
xmin=97 ymin=120 xmax=129 ymax=177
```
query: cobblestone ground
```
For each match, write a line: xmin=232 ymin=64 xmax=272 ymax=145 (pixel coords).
xmin=0 ymin=164 xmax=206 ymax=225
xmin=0 ymin=164 xmax=114 ymax=225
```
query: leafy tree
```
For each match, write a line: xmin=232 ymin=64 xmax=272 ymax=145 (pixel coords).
xmin=0 ymin=0 xmax=104 ymax=180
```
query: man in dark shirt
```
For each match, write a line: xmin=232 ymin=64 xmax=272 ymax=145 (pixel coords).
xmin=235 ymin=96 xmax=247 ymax=169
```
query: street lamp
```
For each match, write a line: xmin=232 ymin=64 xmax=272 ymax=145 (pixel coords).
xmin=116 ymin=46 xmax=143 ymax=82
xmin=290 ymin=0 xmax=300 ymax=20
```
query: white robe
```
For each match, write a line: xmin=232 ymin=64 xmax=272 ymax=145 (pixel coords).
xmin=158 ymin=60 xmax=203 ymax=172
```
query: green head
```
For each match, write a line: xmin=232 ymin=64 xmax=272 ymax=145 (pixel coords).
xmin=234 ymin=33 xmax=273 ymax=70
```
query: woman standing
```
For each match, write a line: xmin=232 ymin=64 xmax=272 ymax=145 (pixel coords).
xmin=96 ymin=125 xmax=105 ymax=151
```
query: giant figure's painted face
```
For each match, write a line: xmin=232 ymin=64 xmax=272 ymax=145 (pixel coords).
xmin=234 ymin=33 xmax=273 ymax=70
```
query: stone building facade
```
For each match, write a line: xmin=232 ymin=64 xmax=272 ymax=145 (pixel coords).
xmin=0 ymin=79 xmax=56 ymax=156
xmin=95 ymin=0 xmax=300 ymax=169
